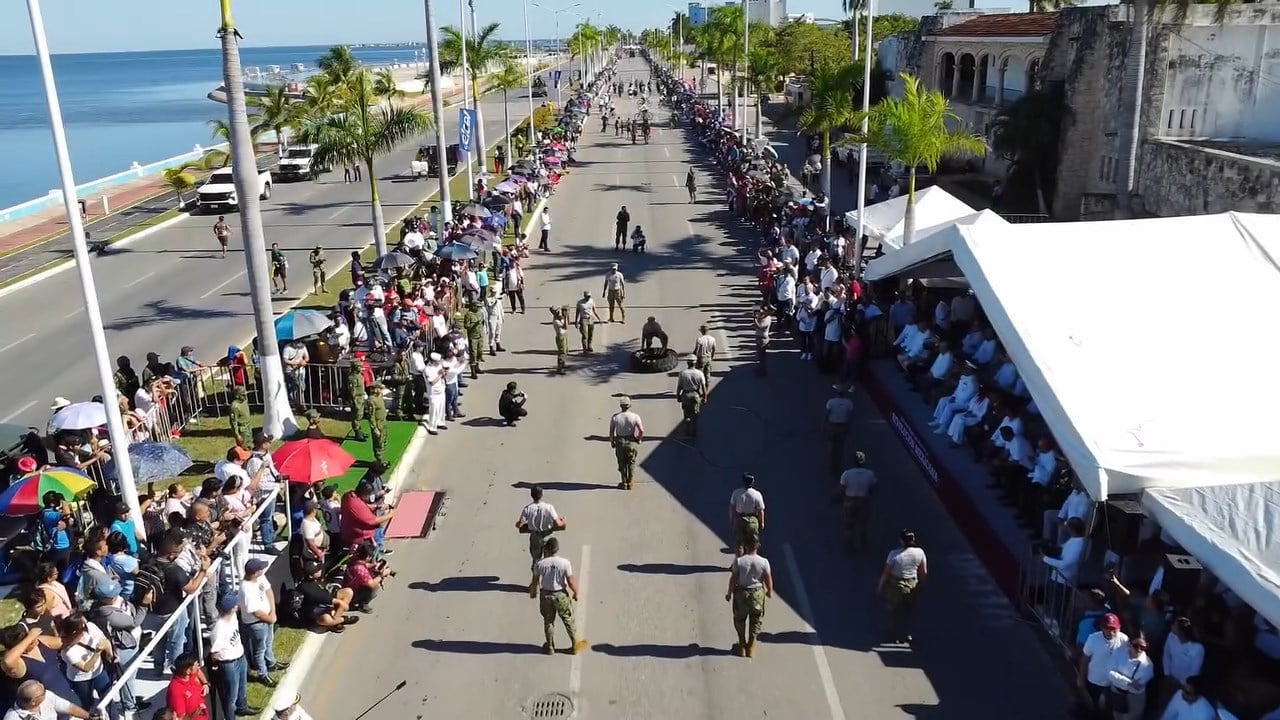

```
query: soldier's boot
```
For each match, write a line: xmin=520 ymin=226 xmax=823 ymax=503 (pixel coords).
xmin=734 ymin=634 xmax=747 ymax=657
xmin=571 ymin=639 xmax=589 ymax=654
xmin=745 ymin=638 xmax=756 ymax=658
xmin=542 ymin=642 xmax=555 ymax=655
xmin=470 ymin=363 xmax=480 ymax=380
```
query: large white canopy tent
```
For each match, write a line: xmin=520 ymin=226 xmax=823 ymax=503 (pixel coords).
xmin=945 ymin=210 xmax=1280 ymax=501
xmin=863 ymin=209 xmax=1007 ymax=282
xmin=843 ymin=186 xmax=975 ymax=251
xmin=1142 ymin=481 xmax=1280 ymax=628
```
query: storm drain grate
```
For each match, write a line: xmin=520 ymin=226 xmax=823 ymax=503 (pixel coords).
xmin=524 ymin=692 xmax=575 ymax=719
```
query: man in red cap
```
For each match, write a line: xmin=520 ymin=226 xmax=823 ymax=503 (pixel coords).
xmin=1079 ymin=612 xmax=1129 ymax=717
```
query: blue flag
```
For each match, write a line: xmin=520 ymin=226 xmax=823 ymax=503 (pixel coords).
xmin=458 ymin=108 xmax=476 ymax=152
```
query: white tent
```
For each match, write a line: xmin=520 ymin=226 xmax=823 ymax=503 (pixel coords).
xmin=951 ymin=211 xmax=1280 ymax=501
xmin=863 ymin=209 xmax=1007 ymax=281
xmin=843 ymin=186 xmax=975 ymax=251
xmin=1143 ymin=481 xmax=1280 ymax=628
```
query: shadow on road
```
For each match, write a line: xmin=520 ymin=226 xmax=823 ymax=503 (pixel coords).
xmin=511 ymin=481 xmax=617 ymax=492
xmin=616 ymin=562 xmax=725 ymax=576
xmin=408 ymin=576 xmax=529 ymax=594
xmin=410 ymin=638 xmax=545 ymax=655
xmin=590 ymin=642 xmax=730 ymax=659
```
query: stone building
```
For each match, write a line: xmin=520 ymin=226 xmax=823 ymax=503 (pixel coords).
xmin=883 ymin=4 xmax=1280 ymax=218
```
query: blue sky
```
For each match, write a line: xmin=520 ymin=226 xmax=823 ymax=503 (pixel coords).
xmin=0 ymin=0 xmax=976 ymax=55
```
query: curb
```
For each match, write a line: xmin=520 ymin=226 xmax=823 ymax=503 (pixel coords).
xmin=257 ymin=180 xmax=552 ymax=720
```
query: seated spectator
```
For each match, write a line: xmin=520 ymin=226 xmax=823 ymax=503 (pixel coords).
xmin=296 ymin=562 xmax=359 ymax=634
xmin=3 ymin=679 xmax=92 ymax=720
xmin=942 ymin=386 xmax=991 ymax=447
xmin=343 ymin=542 xmax=393 ymax=612
xmin=165 ymin=653 xmax=210 ymax=720
xmin=895 ymin=321 xmax=933 ymax=373
xmin=1036 ymin=517 xmax=1086 ymax=588
xmin=968 ymin=328 xmax=998 ymax=365
xmin=991 ymin=351 xmax=1020 ymax=392
xmin=1044 ymin=480 xmax=1094 ymax=545
xmin=499 ymin=382 xmax=529 ymax=425
xmin=930 ymin=363 xmax=978 ymax=430
xmin=911 ymin=341 xmax=953 ymax=396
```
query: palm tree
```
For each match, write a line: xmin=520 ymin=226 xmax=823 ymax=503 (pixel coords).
xmin=843 ymin=0 xmax=866 ymax=62
xmin=487 ymin=60 xmax=526 ymax=169
xmin=218 ymin=0 xmax=295 ymax=440
xmin=798 ymin=64 xmax=861 ymax=203
xmin=934 ymin=0 xmax=954 ymax=9
xmin=991 ymin=85 xmax=1069 ymax=215
xmin=372 ymin=67 xmax=404 ymax=101
xmin=299 ymin=69 xmax=433 ymax=257
xmin=842 ymin=73 xmax=986 ymax=245
xmin=163 ymin=167 xmax=196 ymax=208
xmin=317 ymin=45 xmax=357 ymax=83
xmin=248 ymin=85 xmax=307 ymax=152
xmin=439 ymin=22 xmax=509 ymax=176
xmin=747 ymin=45 xmax=783 ymax=137
xmin=208 ymin=118 xmax=264 ymax=161
xmin=303 ymin=73 xmax=344 ymax=118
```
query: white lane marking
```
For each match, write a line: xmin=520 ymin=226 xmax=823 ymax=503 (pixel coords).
xmin=200 ymin=270 xmax=246 ymax=299
xmin=782 ymin=543 xmax=846 ymax=720
xmin=63 ymin=306 xmax=84 ymax=319
xmin=0 ymin=333 xmax=35 ymax=355
xmin=569 ymin=544 xmax=590 ymax=697
xmin=124 ymin=271 xmax=155 ymax=288
xmin=671 ymin=174 xmax=678 ymax=187
xmin=0 ymin=400 xmax=37 ymax=424
xmin=664 ymin=146 xmax=671 ymax=158
xmin=326 ymin=207 xmax=347 ymax=220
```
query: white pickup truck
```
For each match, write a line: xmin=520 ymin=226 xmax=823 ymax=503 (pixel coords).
xmin=276 ymin=144 xmax=328 ymax=181
xmin=195 ymin=165 xmax=272 ymax=213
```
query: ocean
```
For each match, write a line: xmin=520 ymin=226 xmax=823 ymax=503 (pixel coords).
xmin=0 ymin=43 xmax=539 ymax=210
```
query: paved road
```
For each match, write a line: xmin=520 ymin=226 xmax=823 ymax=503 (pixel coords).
xmin=296 ymin=58 xmax=1071 ymax=720
xmin=0 ymin=86 xmax=544 ymax=427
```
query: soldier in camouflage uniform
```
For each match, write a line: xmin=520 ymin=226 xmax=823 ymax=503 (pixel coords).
xmin=368 ymin=379 xmax=388 ymax=465
xmin=389 ymin=351 xmax=413 ymax=420
xmin=346 ymin=362 xmax=368 ymax=441
xmin=461 ymin=300 xmax=486 ymax=379
xmin=229 ymin=386 xmax=252 ymax=447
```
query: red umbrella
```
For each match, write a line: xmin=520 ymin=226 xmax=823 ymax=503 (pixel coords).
xmin=271 ymin=438 xmax=355 ymax=485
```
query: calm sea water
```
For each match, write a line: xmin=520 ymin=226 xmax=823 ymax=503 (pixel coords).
xmin=0 ymin=44 xmax=445 ymax=210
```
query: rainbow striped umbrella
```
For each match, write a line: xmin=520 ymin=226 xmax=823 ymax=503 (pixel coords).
xmin=0 ymin=467 xmax=95 ymax=516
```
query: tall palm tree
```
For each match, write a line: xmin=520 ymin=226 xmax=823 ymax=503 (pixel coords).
xmin=991 ymin=85 xmax=1069 ymax=215
xmin=218 ymin=0 xmax=295 ymax=440
xmin=747 ymin=45 xmax=783 ymax=137
xmin=248 ymin=85 xmax=307 ymax=152
xmin=372 ymin=67 xmax=405 ymax=101
xmin=317 ymin=45 xmax=358 ymax=83
xmin=208 ymin=118 xmax=264 ymax=161
xmin=299 ymin=69 xmax=433 ymax=257
xmin=843 ymin=0 xmax=866 ymax=62
xmin=842 ymin=73 xmax=986 ymax=245
xmin=487 ymin=60 xmax=526 ymax=168
xmin=798 ymin=64 xmax=861 ymax=204
xmin=439 ymin=21 xmax=508 ymax=177
xmin=303 ymin=73 xmax=344 ymax=118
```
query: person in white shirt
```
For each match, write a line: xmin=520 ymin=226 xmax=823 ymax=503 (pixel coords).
xmin=944 ymin=386 xmax=990 ymax=445
xmin=971 ymin=328 xmax=999 ymax=366
xmin=56 ymin=615 xmax=113 ymax=711
xmin=1045 ymin=484 xmax=1094 ymax=545
xmin=796 ymin=302 xmax=817 ymax=360
xmin=818 ymin=259 xmax=838 ymax=292
xmin=932 ymin=299 xmax=950 ymax=331
xmin=1160 ymin=618 xmax=1205 ymax=703
xmin=896 ymin=321 xmax=934 ymax=370
xmin=728 ymin=474 xmax=766 ymax=551
xmin=960 ymin=324 xmax=984 ymax=357
xmin=931 ymin=362 xmax=978 ymax=428
xmin=804 ymin=247 xmax=823 ymax=276
xmin=1108 ymin=634 xmax=1155 ymax=720
xmin=777 ymin=239 xmax=799 ymax=268
xmin=774 ymin=267 xmax=797 ymax=324
xmin=1080 ymin=613 xmax=1129 ymax=714
xmin=1039 ymin=516 xmax=1087 ymax=586
xmin=1159 ymin=676 xmax=1217 ymax=720
xmin=1002 ymin=429 xmax=1035 ymax=471
xmin=3 ymin=680 xmax=91 ymax=720
xmin=538 ymin=207 xmax=552 ymax=250
xmin=402 ymin=228 xmax=425 ymax=253
xmin=1028 ymin=438 xmax=1059 ymax=486
xmin=241 ymin=558 xmax=285 ymax=685
xmin=878 ymin=530 xmax=926 ymax=644
xmin=894 ymin=322 xmax=921 ymax=351
xmin=424 ymin=352 xmax=447 ymax=433
xmin=992 ymin=355 xmax=1019 ymax=391
xmin=950 ymin=291 xmax=976 ymax=326
xmin=210 ymin=592 xmax=251 ymax=720
xmin=920 ymin=343 xmax=955 ymax=393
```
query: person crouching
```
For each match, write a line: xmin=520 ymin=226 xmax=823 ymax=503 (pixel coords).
xmin=343 ymin=541 xmax=394 ymax=613
xmin=499 ymin=382 xmax=529 ymax=426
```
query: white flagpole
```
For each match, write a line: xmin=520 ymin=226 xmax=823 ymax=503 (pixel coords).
xmin=852 ymin=0 xmax=875 ymax=279
xmin=25 ymin=0 xmax=143 ymax=521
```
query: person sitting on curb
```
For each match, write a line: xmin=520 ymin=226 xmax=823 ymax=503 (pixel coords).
xmin=343 ymin=542 xmax=395 ymax=613
xmin=296 ymin=561 xmax=360 ymax=634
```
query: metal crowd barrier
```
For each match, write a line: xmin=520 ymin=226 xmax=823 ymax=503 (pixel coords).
xmin=94 ymin=487 xmax=280 ymax=717
xmin=1017 ymin=546 xmax=1087 ymax=657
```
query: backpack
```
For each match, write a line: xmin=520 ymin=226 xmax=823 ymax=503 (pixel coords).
xmin=277 ymin=582 xmax=306 ymax=629
xmin=29 ymin=512 xmax=53 ymax=553
xmin=133 ymin=557 xmax=171 ymax=608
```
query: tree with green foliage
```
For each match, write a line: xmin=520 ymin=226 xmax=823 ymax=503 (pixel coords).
xmin=163 ymin=167 xmax=196 ymax=208
xmin=488 ymin=60 xmax=527 ymax=166
xmin=841 ymin=73 xmax=986 ymax=245
xmin=798 ymin=63 xmax=862 ymax=201
xmin=248 ymin=85 xmax=307 ymax=151
xmin=317 ymin=45 xmax=357 ymax=83
xmin=372 ymin=67 xmax=404 ymax=101
xmin=991 ymin=85 xmax=1069 ymax=215
xmin=439 ymin=21 xmax=509 ymax=174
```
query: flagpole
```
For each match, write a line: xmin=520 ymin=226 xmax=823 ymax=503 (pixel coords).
xmin=458 ymin=0 xmax=474 ymax=196
xmin=852 ymin=0 xmax=875 ymax=279
xmin=25 ymin=0 xmax=142 ymax=521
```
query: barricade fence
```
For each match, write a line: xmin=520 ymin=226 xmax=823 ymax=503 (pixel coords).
xmin=1017 ymin=543 xmax=1089 ymax=657
xmin=95 ymin=487 xmax=279 ymax=716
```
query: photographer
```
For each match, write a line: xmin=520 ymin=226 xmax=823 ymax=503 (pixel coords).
xmin=342 ymin=543 xmax=393 ymax=613
xmin=296 ymin=562 xmax=359 ymax=634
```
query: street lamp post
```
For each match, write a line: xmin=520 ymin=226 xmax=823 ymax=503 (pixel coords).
xmin=425 ymin=0 xmax=453 ymax=223
xmin=457 ymin=0 xmax=473 ymax=196
xmin=522 ymin=0 xmax=536 ymax=148
xmin=852 ymin=0 xmax=876 ymax=279
xmin=532 ymin=2 xmax=580 ymax=105
xmin=740 ymin=0 xmax=749 ymax=142
xmin=24 ymin=0 xmax=143 ymax=523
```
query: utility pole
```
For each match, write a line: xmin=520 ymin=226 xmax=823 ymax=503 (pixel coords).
xmin=457 ymin=0 xmax=473 ymax=197
xmin=852 ymin=0 xmax=876 ymax=278
xmin=740 ymin=0 xmax=749 ymax=142
xmin=25 ymin=0 xmax=143 ymax=523
xmin=425 ymin=0 xmax=452 ymax=223
xmin=522 ymin=0 xmax=536 ymax=147
xmin=469 ymin=0 xmax=488 ymax=176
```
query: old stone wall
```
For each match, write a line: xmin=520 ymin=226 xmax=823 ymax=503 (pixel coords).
xmin=1139 ymin=139 xmax=1280 ymax=215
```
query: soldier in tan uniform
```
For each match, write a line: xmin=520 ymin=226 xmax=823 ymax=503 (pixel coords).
xmin=608 ymin=396 xmax=645 ymax=489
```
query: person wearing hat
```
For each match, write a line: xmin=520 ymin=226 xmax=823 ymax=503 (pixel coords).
xmin=1080 ymin=612 xmax=1129 ymax=716
xmin=549 ymin=306 xmax=570 ymax=374
xmin=273 ymin=691 xmax=314 ymax=720
xmin=368 ymin=379 xmax=389 ymax=461
xmin=460 ymin=299 xmax=486 ymax=379
xmin=574 ymin=291 xmax=603 ymax=354
xmin=824 ymin=384 xmax=856 ymax=479
xmin=877 ymin=530 xmax=928 ymax=644
xmin=602 ymin=263 xmax=626 ymax=322
xmin=837 ymin=452 xmax=877 ymax=553
xmin=46 ymin=397 xmax=72 ymax=438
xmin=725 ymin=533 xmax=772 ymax=657
xmin=675 ymin=356 xmax=708 ymax=438
xmin=297 ymin=561 xmax=359 ymax=633
xmin=346 ymin=362 xmax=369 ymax=442
xmin=302 ymin=408 xmax=325 ymax=439
xmin=608 ymin=397 xmax=645 ymax=489
xmin=210 ymin=591 xmax=258 ymax=718
xmin=229 ymin=386 xmax=251 ymax=448
xmin=86 ymin=579 xmax=150 ymax=714
xmin=530 ymin=537 xmax=587 ymax=655
xmin=483 ymin=285 xmax=506 ymax=356
xmin=240 ymin=558 xmax=288 ymax=688
xmin=308 ymin=244 xmax=327 ymax=294
xmin=112 ymin=355 xmax=140 ymax=401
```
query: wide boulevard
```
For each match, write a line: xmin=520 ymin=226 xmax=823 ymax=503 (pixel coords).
xmin=294 ymin=58 xmax=1072 ymax=720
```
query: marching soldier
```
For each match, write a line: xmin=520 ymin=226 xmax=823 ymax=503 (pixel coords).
xmin=309 ymin=244 xmax=327 ymax=294
xmin=693 ymin=325 xmax=716 ymax=384
xmin=529 ymin=537 xmax=588 ymax=655
xmin=675 ymin=356 xmax=708 ymax=438
xmin=229 ymin=386 xmax=251 ymax=447
xmin=389 ymin=351 xmax=413 ymax=420
xmin=728 ymin=473 xmax=766 ymax=552
xmin=725 ymin=535 xmax=772 ymax=657
xmin=462 ymin=299 xmax=486 ymax=378
xmin=346 ymin=362 xmax=368 ymax=441
xmin=574 ymin=292 xmax=603 ymax=354
xmin=550 ymin=306 xmax=569 ymax=374
xmin=608 ymin=396 xmax=644 ymax=489
xmin=838 ymin=451 xmax=877 ymax=553
xmin=515 ymin=485 xmax=566 ymax=570
xmin=368 ymin=379 xmax=388 ymax=464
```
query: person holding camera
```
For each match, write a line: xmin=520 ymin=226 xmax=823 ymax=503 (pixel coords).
xmin=2 ymin=679 xmax=97 ymax=720
xmin=54 ymin=614 xmax=114 ymax=714
xmin=296 ymin=563 xmax=359 ymax=634
xmin=343 ymin=543 xmax=394 ymax=613
xmin=87 ymin=581 xmax=148 ymax=715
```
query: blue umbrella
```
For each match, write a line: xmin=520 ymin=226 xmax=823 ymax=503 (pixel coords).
xmin=436 ymin=243 xmax=479 ymax=261
xmin=274 ymin=309 xmax=332 ymax=341
xmin=105 ymin=442 xmax=193 ymax=484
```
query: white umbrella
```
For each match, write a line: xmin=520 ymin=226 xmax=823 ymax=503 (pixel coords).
xmin=50 ymin=401 xmax=107 ymax=431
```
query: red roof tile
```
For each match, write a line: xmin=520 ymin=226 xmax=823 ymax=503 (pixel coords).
xmin=936 ymin=12 xmax=1058 ymax=38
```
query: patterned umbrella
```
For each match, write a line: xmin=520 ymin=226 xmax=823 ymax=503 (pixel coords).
xmin=494 ymin=181 xmax=519 ymax=193
xmin=105 ymin=442 xmax=193 ymax=484
xmin=271 ymin=438 xmax=355 ymax=485
xmin=0 ymin=467 xmax=95 ymax=516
